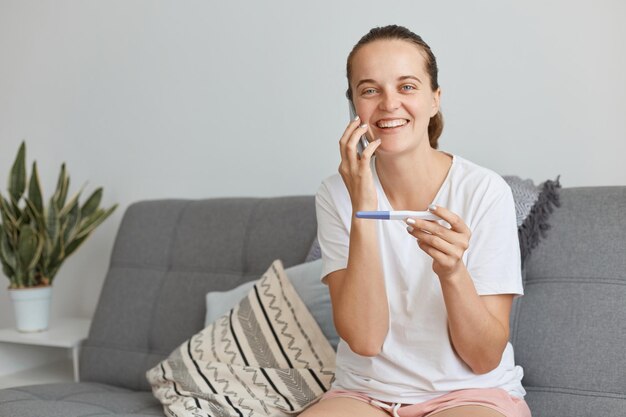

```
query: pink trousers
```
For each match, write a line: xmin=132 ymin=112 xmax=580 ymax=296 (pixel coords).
xmin=319 ymin=388 xmax=531 ymax=417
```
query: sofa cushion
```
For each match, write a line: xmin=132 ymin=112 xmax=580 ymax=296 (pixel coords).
xmin=205 ymin=281 xmax=255 ymax=327
xmin=147 ymin=259 xmax=335 ymax=417
xmin=0 ymin=382 xmax=162 ymax=417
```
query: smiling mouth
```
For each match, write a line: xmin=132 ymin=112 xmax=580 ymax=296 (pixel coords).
xmin=376 ymin=119 xmax=409 ymax=129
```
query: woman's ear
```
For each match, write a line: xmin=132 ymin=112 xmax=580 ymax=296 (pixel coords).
xmin=431 ymin=88 xmax=441 ymax=117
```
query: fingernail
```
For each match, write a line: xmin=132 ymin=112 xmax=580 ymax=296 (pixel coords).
xmin=407 ymin=226 xmax=414 ymax=233
xmin=376 ymin=138 xmax=382 ymax=142
xmin=428 ymin=204 xmax=437 ymax=211
xmin=406 ymin=218 xmax=416 ymax=225
xmin=354 ymin=115 xmax=360 ymax=121
xmin=359 ymin=123 xmax=368 ymax=129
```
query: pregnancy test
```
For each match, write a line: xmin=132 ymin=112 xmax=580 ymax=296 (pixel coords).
xmin=356 ymin=210 xmax=441 ymax=221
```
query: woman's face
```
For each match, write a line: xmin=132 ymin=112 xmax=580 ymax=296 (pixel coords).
xmin=350 ymin=39 xmax=440 ymax=155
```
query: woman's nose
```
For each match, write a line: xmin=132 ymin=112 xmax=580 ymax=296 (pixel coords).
xmin=378 ymin=92 xmax=401 ymax=112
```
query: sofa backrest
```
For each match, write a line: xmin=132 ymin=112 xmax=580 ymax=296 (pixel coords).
xmin=80 ymin=197 xmax=317 ymax=391
xmin=510 ymin=186 xmax=626 ymax=417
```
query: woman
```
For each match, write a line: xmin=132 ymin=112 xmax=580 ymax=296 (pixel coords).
xmin=301 ymin=25 xmax=531 ymax=417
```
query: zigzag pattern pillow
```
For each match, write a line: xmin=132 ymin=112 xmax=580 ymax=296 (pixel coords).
xmin=146 ymin=259 xmax=336 ymax=417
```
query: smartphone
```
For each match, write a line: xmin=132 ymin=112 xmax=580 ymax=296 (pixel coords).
xmin=348 ymin=102 xmax=370 ymax=157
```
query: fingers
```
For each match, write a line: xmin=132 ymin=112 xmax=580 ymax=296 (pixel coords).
xmin=406 ymin=217 xmax=455 ymax=243
xmin=408 ymin=226 xmax=466 ymax=274
xmin=405 ymin=206 xmax=471 ymax=268
xmin=416 ymin=239 xmax=462 ymax=274
xmin=359 ymin=124 xmax=381 ymax=160
xmin=416 ymin=238 xmax=448 ymax=264
xmin=348 ymin=123 xmax=369 ymax=160
xmin=339 ymin=118 xmax=369 ymax=164
xmin=408 ymin=225 xmax=457 ymax=255
xmin=361 ymin=137 xmax=382 ymax=160
xmin=340 ymin=115 xmax=361 ymax=142
xmin=336 ymin=116 xmax=380 ymax=211
xmin=339 ymin=116 xmax=382 ymax=169
xmin=427 ymin=205 xmax=471 ymax=235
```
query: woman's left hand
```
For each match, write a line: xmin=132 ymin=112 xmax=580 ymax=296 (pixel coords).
xmin=406 ymin=205 xmax=471 ymax=280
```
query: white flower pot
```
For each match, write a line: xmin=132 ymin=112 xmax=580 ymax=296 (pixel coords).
xmin=8 ymin=286 xmax=53 ymax=332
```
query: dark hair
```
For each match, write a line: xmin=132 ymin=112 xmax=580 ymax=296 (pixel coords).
xmin=346 ymin=25 xmax=444 ymax=148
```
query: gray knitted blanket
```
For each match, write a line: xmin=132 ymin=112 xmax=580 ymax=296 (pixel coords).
xmin=503 ymin=175 xmax=561 ymax=266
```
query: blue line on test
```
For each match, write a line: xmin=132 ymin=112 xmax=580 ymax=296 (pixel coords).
xmin=355 ymin=211 xmax=390 ymax=219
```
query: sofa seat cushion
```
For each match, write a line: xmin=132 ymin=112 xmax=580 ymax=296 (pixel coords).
xmin=0 ymin=382 xmax=162 ymax=417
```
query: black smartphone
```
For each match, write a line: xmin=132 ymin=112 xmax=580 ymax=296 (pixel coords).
xmin=348 ymin=101 xmax=369 ymax=157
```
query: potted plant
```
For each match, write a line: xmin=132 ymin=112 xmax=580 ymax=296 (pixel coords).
xmin=0 ymin=141 xmax=117 ymax=332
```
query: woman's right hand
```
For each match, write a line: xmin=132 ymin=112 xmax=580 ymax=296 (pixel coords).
xmin=338 ymin=116 xmax=382 ymax=212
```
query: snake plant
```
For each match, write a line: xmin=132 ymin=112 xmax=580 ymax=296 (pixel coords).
xmin=0 ymin=141 xmax=117 ymax=289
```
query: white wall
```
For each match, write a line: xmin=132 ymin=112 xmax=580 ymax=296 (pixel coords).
xmin=0 ymin=0 xmax=624 ymax=372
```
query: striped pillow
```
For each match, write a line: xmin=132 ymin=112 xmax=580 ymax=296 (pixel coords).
xmin=146 ymin=259 xmax=336 ymax=417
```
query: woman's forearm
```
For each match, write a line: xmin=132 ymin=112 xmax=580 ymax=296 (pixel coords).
xmin=330 ymin=216 xmax=388 ymax=356
xmin=439 ymin=267 xmax=509 ymax=374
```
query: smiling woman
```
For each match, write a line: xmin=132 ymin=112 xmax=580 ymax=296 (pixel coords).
xmin=348 ymin=39 xmax=441 ymax=159
xmin=346 ymin=26 xmax=443 ymax=150
xmin=301 ymin=25 xmax=532 ymax=417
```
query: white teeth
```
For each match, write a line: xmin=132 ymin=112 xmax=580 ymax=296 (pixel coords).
xmin=376 ymin=119 xmax=408 ymax=128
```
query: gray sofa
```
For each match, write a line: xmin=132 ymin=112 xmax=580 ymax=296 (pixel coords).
xmin=0 ymin=188 xmax=624 ymax=417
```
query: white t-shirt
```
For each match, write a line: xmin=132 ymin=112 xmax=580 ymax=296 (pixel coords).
xmin=315 ymin=153 xmax=526 ymax=404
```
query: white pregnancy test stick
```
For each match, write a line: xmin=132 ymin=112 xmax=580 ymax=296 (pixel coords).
xmin=356 ymin=210 xmax=441 ymax=221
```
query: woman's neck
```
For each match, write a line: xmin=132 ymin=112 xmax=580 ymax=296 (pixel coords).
xmin=375 ymin=146 xmax=452 ymax=211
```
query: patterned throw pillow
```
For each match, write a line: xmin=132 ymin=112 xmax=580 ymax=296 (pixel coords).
xmin=147 ymin=260 xmax=336 ymax=417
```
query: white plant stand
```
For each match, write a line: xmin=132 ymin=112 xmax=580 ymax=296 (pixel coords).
xmin=0 ymin=318 xmax=91 ymax=385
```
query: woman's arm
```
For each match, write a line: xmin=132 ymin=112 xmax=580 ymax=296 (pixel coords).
xmin=326 ymin=216 xmax=388 ymax=357
xmin=406 ymin=205 xmax=513 ymax=373
xmin=323 ymin=117 xmax=387 ymax=357
xmin=439 ymin=269 xmax=513 ymax=374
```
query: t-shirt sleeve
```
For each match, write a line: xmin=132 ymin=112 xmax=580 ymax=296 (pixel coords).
xmin=315 ymin=181 xmax=350 ymax=284
xmin=465 ymin=181 xmax=524 ymax=296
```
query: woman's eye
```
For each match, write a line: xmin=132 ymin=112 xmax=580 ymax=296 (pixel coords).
xmin=401 ymin=85 xmax=416 ymax=92
xmin=362 ymin=88 xmax=377 ymax=95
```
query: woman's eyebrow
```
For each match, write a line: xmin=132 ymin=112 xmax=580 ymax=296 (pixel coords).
xmin=399 ymin=75 xmax=422 ymax=84
xmin=355 ymin=78 xmax=376 ymax=89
